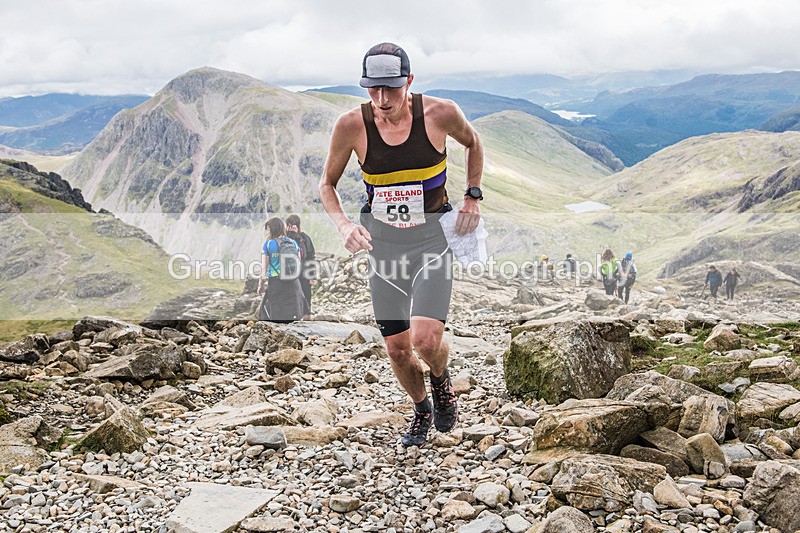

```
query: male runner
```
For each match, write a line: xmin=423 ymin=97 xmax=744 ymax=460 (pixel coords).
xmin=319 ymin=42 xmax=484 ymax=446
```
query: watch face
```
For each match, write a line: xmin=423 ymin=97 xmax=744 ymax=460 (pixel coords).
xmin=466 ymin=187 xmax=482 ymax=199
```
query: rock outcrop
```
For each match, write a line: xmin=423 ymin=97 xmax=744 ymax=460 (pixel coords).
xmin=504 ymin=318 xmax=631 ymax=402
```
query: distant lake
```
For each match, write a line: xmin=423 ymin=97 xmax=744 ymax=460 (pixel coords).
xmin=565 ymin=201 xmax=612 ymax=213
xmin=552 ymin=110 xmax=596 ymax=121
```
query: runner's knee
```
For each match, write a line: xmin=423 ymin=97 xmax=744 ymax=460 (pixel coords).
xmin=411 ymin=323 xmax=444 ymax=357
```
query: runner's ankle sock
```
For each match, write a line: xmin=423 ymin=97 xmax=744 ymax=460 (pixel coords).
xmin=430 ymin=369 xmax=449 ymax=386
xmin=415 ymin=397 xmax=432 ymax=413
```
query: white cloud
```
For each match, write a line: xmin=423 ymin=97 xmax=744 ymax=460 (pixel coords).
xmin=1 ymin=0 xmax=799 ymax=96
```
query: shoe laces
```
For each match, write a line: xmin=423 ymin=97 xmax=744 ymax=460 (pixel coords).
xmin=432 ymin=378 xmax=456 ymax=405
xmin=408 ymin=410 xmax=430 ymax=435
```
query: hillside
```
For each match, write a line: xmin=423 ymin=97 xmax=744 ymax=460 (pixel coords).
xmin=63 ymin=68 xmax=617 ymax=265
xmin=587 ymin=131 xmax=800 ymax=280
xmin=0 ymin=161 xmax=223 ymax=339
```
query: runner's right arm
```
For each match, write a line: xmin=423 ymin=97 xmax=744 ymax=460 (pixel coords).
xmin=319 ymin=111 xmax=373 ymax=253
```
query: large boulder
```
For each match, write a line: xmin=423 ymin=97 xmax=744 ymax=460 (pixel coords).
xmin=585 ymin=289 xmax=622 ymax=311
xmin=0 ymin=333 xmax=49 ymax=363
xmin=678 ymin=394 xmax=732 ymax=443
xmin=620 ymin=445 xmax=689 ymax=479
xmin=0 ymin=415 xmax=54 ymax=474
xmin=703 ymin=323 xmax=741 ymax=352
xmin=608 ymin=371 xmax=735 ymax=431
xmin=72 ymin=316 xmax=146 ymax=339
xmin=551 ymin=454 xmax=666 ymax=512
xmin=748 ymin=355 xmax=799 ymax=382
xmin=242 ymin=322 xmax=303 ymax=353
xmin=265 ymin=349 xmax=312 ymax=373
xmin=84 ymin=341 xmax=204 ymax=382
xmin=504 ymin=318 xmax=631 ymax=403
xmin=743 ymin=460 xmax=800 ymax=532
xmin=685 ymin=433 xmax=727 ymax=479
xmin=737 ymin=382 xmax=800 ymax=421
xmin=78 ymin=406 xmax=149 ymax=454
xmin=530 ymin=399 xmax=651 ymax=455
xmin=539 ymin=506 xmax=594 ymax=533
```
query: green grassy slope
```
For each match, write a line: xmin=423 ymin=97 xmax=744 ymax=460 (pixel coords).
xmin=0 ymin=168 xmax=231 ymax=339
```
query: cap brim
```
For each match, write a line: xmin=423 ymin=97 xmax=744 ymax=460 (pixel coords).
xmin=359 ymin=76 xmax=407 ymax=88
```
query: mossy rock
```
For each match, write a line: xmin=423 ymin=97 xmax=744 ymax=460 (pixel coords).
xmin=504 ymin=319 xmax=632 ymax=404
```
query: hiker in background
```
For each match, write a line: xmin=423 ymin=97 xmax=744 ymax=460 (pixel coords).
xmin=724 ymin=267 xmax=742 ymax=300
xmin=258 ymin=217 xmax=305 ymax=323
xmin=285 ymin=214 xmax=316 ymax=317
xmin=704 ymin=265 xmax=723 ymax=299
xmin=540 ymin=255 xmax=554 ymax=281
xmin=600 ymin=249 xmax=618 ymax=296
xmin=565 ymin=253 xmax=577 ymax=277
xmin=617 ymin=251 xmax=638 ymax=304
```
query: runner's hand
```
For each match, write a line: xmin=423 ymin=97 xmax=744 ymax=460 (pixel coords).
xmin=340 ymin=222 xmax=373 ymax=253
xmin=257 ymin=280 xmax=265 ymax=296
xmin=455 ymin=198 xmax=481 ymax=235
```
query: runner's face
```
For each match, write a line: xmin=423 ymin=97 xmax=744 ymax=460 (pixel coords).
xmin=368 ymin=76 xmax=412 ymax=117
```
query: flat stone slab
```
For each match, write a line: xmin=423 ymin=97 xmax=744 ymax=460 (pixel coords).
xmin=194 ymin=403 xmax=294 ymax=430
xmin=73 ymin=474 xmax=146 ymax=493
xmin=165 ymin=483 xmax=281 ymax=533
xmin=276 ymin=321 xmax=381 ymax=343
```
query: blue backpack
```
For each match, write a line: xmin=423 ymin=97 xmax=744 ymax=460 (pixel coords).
xmin=275 ymin=237 xmax=300 ymax=278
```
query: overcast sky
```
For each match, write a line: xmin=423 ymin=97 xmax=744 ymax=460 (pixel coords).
xmin=1 ymin=0 xmax=799 ymax=97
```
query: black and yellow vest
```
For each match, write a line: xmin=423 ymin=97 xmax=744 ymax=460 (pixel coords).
xmin=360 ymin=93 xmax=449 ymax=213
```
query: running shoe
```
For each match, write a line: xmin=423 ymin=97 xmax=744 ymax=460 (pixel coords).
xmin=431 ymin=374 xmax=459 ymax=432
xmin=400 ymin=409 xmax=432 ymax=447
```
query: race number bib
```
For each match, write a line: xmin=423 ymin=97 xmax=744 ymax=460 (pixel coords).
xmin=372 ymin=183 xmax=426 ymax=228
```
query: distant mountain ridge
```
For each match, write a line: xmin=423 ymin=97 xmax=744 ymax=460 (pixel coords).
xmin=0 ymin=95 xmax=149 ymax=154
xmin=562 ymin=71 xmax=800 ymax=165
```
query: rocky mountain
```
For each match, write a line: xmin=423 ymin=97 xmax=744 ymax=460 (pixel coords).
xmin=62 ymin=68 xmax=618 ymax=266
xmin=0 ymin=160 xmax=224 ymax=340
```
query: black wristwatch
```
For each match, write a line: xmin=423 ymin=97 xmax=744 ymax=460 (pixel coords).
xmin=464 ymin=186 xmax=483 ymax=200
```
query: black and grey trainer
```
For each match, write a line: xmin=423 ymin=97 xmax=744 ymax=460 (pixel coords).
xmin=431 ymin=373 xmax=458 ymax=432
xmin=400 ymin=409 xmax=432 ymax=447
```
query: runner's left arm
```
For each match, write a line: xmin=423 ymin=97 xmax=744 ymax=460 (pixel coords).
xmin=443 ymin=101 xmax=484 ymax=236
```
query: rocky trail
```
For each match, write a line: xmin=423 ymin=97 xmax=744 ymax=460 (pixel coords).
xmin=2 ymin=267 xmax=800 ymax=533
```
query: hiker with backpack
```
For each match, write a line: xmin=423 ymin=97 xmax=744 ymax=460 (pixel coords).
xmin=600 ymin=249 xmax=619 ymax=296
xmin=617 ymin=251 xmax=637 ymax=304
xmin=257 ymin=217 xmax=305 ymax=323
xmin=286 ymin=214 xmax=316 ymax=317
xmin=704 ymin=265 xmax=724 ymax=299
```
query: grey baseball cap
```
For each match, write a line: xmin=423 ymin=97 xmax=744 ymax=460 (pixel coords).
xmin=359 ymin=43 xmax=411 ymax=88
